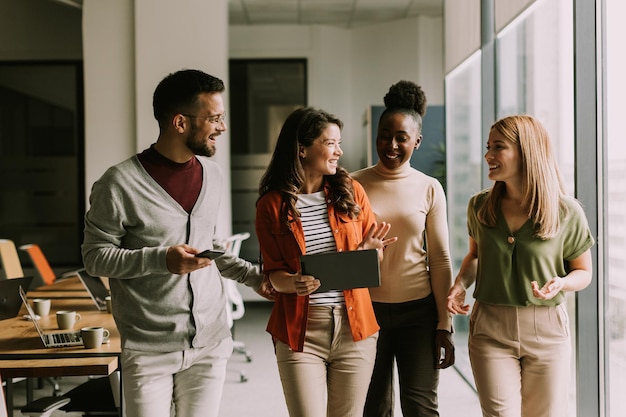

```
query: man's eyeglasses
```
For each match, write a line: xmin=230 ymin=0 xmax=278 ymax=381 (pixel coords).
xmin=181 ymin=113 xmax=226 ymax=125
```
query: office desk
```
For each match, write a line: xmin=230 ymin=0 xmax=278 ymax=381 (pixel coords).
xmin=0 ymin=357 xmax=118 ymax=378
xmin=26 ymin=275 xmax=92 ymax=299
xmin=0 ymin=299 xmax=120 ymax=359
xmin=0 ymin=280 xmax=121 ymax=416
xmin=29 ymin=276 xmax=85 ymax=291
xmin=1 ymin=357 xmax=120 ymax=417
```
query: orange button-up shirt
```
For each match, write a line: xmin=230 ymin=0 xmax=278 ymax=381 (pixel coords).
xmin=255 ymin=180 xmax=380 ymax=351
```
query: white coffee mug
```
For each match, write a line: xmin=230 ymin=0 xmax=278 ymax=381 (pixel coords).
xmin=81 ymin=326 xmax=110 ymax=348
xmin=56 ymin=310 xmax=81 ymax=330
xmin=32 ymin=298 xmax=51 ymax=317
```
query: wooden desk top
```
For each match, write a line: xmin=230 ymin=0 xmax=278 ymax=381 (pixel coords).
xmin=1 ymin=276 xmax=121 ymax=406
xmin=26 ymin=290 xmax=91 ymax=299
xmin=0 ymin=294 xmax=121 ymax=359
xmin=27 ymin=275 xmax=92 ymax=298
xmin=0 ymin=356 xmax=118 ymax=378
xmin=30 ymin=276 xmax=86 ymax=292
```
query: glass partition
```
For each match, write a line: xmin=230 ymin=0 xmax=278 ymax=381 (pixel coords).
xmin=444 ymin=50 xmax=483 ymax=388
xmin=0 ymin=62 xmax=84 ymax=266
xmin=495 ymin=0 xmax=576 ymax=413
xmin=605 ymin=0 xmax=626 ymax=415
xmin=228 ymin=59 xmax=307 ymax=262
xmin=496 ymin=0 xmax=574 ymax=194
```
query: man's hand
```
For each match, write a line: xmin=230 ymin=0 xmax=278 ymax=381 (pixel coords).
xmin=166 ymin=244 xmax=211 ymax=274
xmin=255 ymin=275 xmax=277 ymax=301
xmin=435 ymin=329 xmax=455 ymax=369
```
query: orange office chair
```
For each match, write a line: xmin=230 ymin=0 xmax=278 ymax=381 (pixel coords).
xmin=0 ymin=239 xmax=24 ymax=279
xmin=18 ymin=243 xmax=72 ymax=286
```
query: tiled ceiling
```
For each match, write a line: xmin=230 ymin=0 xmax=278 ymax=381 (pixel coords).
xmin=52 ymin=0 xmax=443 ymax=28
xmin=230 ymin=0 xmax=443 ymax=27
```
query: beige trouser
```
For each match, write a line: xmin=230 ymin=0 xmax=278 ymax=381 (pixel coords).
xmin=469 ymin=302 xmax=571 ymax=417
xmin=274 ymin=305 xmax=378 ymax=417
xmin=120 ymin=337 xmax=233 ymax=417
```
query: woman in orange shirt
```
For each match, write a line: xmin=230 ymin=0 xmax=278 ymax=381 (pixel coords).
xmin=255 ymin=107 xmax=396 ymax=417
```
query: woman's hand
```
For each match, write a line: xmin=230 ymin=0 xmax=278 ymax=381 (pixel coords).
xmin=447 ymin=283 xmax=470 ymax=315
xmin=358 ymin=222 xmax=398 ymax=251
xmin=532 ymin=250 xmax=592 ymax=300
xmin=435 ymin=329 xmax=455 ymax=369
xmin=293 ymin=272 xmax=320 ymax=296
xmin=531 ymin=277 xmax=564 ymax=300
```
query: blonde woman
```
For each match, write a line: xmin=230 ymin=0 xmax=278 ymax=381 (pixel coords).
xmin=447 ymin=115 xmax=594 ymax=417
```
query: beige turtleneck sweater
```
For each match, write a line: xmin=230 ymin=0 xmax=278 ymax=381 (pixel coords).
xmin=352 ymin=161 xmax=453 ymax=329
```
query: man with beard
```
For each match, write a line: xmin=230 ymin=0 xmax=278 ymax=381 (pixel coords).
xmin=82 ymin=69 xmax=273 ymax=417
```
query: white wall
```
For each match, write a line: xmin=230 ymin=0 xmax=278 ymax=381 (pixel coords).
xmin=444 ymin=0 xmax=481 ymax=74
xmin=1 ymin=0 xmax=445 ymax=224
xmin=350 ymin=16 xmax=443 ymax=170
xmin=230 ymin=15 xmax=444 ymax=171
xmin=82 ymin=0 xmax=232 ymax=236
xmin=82 ymin=0 xmax=135 ymax=200
xmin=230 ymin=24 xmax=358 ymax=167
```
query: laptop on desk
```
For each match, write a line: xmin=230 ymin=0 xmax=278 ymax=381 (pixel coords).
xmin=76 ymin=269 xmax=110 ymax=311
xmin=19 ymin=285 xmax=84 ymax=347
xmin=0 ymin=276 xmax=34 ymax=320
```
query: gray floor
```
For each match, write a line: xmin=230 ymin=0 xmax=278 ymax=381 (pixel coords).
xmin=7 ymin=302 xmax=482 ymax=417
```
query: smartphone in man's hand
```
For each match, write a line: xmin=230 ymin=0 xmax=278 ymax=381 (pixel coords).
xmin=195 ymin=249 xmax=226 ymax=260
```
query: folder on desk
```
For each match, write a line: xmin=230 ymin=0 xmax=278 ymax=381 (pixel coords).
xmin=300 ymin=249 xmax=380 ymax=293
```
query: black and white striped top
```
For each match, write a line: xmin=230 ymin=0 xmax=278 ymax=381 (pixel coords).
xmin=297 ymin=191 xmax=345 ymax=306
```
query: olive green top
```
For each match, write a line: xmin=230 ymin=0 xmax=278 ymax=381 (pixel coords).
xmin=468 ymin=190 xmax=594 ymax=306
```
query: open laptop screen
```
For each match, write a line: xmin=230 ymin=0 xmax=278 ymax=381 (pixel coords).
xmin=77 ymin=270 xmax=110 ymax=311
xmin=0 ymin=276 xmax=34 ymax=320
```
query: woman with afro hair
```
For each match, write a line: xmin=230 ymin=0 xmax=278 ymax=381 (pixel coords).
xmin=352 ymin=81 xmax=455 ymax=416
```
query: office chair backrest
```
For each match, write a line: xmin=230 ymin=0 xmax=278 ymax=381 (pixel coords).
xmin=1 ymin=375 xmax=7 ymax=417
xmin=0 ymin=239 xmax=24 ymax=279
xmin=221 ymin=232 xmax=251 ymax=323
xmin=19 ymin=244 xmax=56 ymax=285
xmin=223 ymin=232 xmax=250 ymax=258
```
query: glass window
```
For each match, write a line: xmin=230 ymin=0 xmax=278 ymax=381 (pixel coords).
xmin=496 ymin=0 xmax=574 ymax=192
xmin=0 ymin=63 xmax=84 ymax=266
xmin=605 ymin=0 xmax=626 ymax=415
xmin=229 ymin=59 xmax=306 ymax=155
xmin=495 ymin=0 xmax=576 ymax=413
xmin=228 ymin=59 xmax=307 ymax=261
xmin=445 ymin=50 xmax=483 ymax=387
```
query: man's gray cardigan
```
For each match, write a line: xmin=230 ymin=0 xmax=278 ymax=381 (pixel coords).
xmin=82 ymin=155 xmax=261 ymax=352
